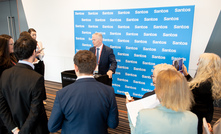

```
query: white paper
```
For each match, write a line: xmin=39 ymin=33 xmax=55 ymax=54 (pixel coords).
xmin=203 ymin=118 xmax=211 ymax=134
xmin=126 ymin=94 xmax=160 ymax=127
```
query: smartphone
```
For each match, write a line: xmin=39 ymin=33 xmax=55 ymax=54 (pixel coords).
xmin=39 ymin=48 xmax=45 ymax=52
xmin=173 ymin=58 xmax=183 ymax=71
xmin=125 ymin=92 xmax=132 ymax=100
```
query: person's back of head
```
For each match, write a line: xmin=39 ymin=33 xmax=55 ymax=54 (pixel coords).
xmin=191 ymin=53 xmax=221 ymax=100
xmin=14 ymin=36 xmax=37 ymax=60
xmin=155 ymin=69 xmax=194 ymax=112
xmin=153 ymin=63 xmax=176 ymax=77
xmin=19 ymin=31 xmax=31 ymax=38
xmin=74 ymin=50 xmax=96 ymax=75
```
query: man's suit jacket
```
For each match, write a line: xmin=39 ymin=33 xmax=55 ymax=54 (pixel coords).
xmin=89 ymin=44 xmax=117 ymax=75
xmin=48 ymin=78 xmax=119 ymax=134
xmin=0 ymin=63 xmax=49 ymax=134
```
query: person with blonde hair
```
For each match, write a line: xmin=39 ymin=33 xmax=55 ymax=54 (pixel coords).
xmin=142 ymin=63 xmax=176 ymax=98
xmin=129 ymin=69 xmax=198 ymax=134
xmin=183 ymin=53 xmax=221 ymax=134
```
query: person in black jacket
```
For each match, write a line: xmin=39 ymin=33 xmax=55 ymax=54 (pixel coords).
xmin=183 ymin=53 xmax=221 ymax=134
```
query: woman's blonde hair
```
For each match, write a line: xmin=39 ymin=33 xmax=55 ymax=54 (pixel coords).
xmin=153 ymin=63 xmax=176 ymax=77
xmin=189 ymin=53 xmax=221 ymax=100
xmin=155 ymin=69 xmax=194 ymax=111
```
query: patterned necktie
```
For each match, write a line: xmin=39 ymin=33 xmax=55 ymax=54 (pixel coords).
xmin=96 ymin=48 xmax=100 ymax=63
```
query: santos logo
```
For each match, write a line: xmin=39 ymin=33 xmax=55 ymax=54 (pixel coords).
xmin=133 ymin=93 xmax=143 ymax=97
xmin=134 ymin=54 xmax=146 ymax=58
xmin=126 ymin=46 xmax=138 ymax=50
xmin=144 ymin=18 xmax=158 ymax=21
xmin=126 ymin=32 xmax=138 ymax=36
xmin=82 ymin=43 xmax=91 ymax=47
xmin=153 ymin=40 xmax=167 ymax=44
xmin=110 ymin=45 xmax=121 ymax=49
xmin=117 ymin=78 xmax=129 ymax=82
xmin=171 ymin=57 xmax=186 ymax=61
xmin=135 ymin=25 xmax=148 ymax=29
xmin=118 ymin=11 xmax=130 ymax=14
xmin=118 ymin=25 xmax=130 ymax=29
xmin=116 ymin=90 xmax=124 ymax=94
xmin=163 ymin=33 xmax=178 ymax=37
xmin=134 ymin=67 xmax=146 ymax=72
xmin=164 ymin=17 xmax=179 ymax=21
xmin=152 ymin=55 xmax=166 ymax=59
xmin=81 ymin=18 xmax=91 ymax=22
xmin=154 ymin=9 xmax=169 ymax=13
xmin=110 ymin=32 xmax=121 ymax=35
xmin=125 ymin=73 xmax=137 ymax=77
xmin=88 ymin=12 xmax=98 ymax=15
xmin=118 ymin=39 xmax=129 ymax=43
xmin=75 ymin=12 xmax=84 ymax=15
xmin=135 ymin=10 xmax=148 ymax=14
xmin=174 ymin=25 xmax=189 ymax=29
xmin=162 ymin=48 xmax=176 ymax=53
xmin=75 ymin=25 xmax=84 ymax=28
xmin=102 ymin=11 xmax=114 ymax=15
xmin=133 ymin=80 xmax=145 ymax=85
xmin=76 ymin=37 xmax=85 ymax=40
xmin=125 ymin=85 xmax=136 ymax=90
xmin=143 ymin=47 xmax=156 ymax=51
xmin=103 ymin=38 xmax=113 ymax=42
xmin=144 ymin=33 xmax=157 ymax=36
xmin=142 ymin=61 xmax=155 ymax=65
xmin=153 ymin=25 xmax=168 ymax=29
xmin=82 ymin=31 xmax=91 ymax=34
xmin=173 ymin=41 xmax=188 ymax=45
xmin=110 ymin=18 xmax=121 ymax=22
xmin=125 ymin=60 xmax=137 ymax=64
xmin=95 ymin=18 xmax=106 ymax=22
xmin=95 ymin=31 xmax=106 ymax=35
xmin=116 ymin=59 xmax=121 ymax=62
xmin=141 ymin=88 xmax=153 ymax=92
xmin=88 ymin=25 xmax=98 ymax=28
xmin=117 ymin=65 xmax=129 ymax=69
xmin=175 ymin=8 xmax=191 ymax=12
xmin=118 ymin=52 xmax=129 ymax=56
xmin=115 ymin=72 xmax=121 ymax=75
xmin=134 ymin=40 xmax=147 ymax=44
xmin=142 ymin=75 xmax=151 ymax=79
xmin=102 ymin=25 xmax=113 ymax=28
xmin=113 ymin=84 xmax=120 ymax=87
xmin=126 ymin=18 xmax=139 ymax=21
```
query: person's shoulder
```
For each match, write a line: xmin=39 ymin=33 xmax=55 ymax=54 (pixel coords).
xmin=103 ymin=44 xmax=112 ymax=50
xmin=184 ymin=111 xmax=198 ymax=120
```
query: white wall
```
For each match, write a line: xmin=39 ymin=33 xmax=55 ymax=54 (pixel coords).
xmin=21 ymin=0 xmax=221 ymax=82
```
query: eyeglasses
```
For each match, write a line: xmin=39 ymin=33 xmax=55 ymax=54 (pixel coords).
xmin=150 ymin=74 xmax=155 ymax=79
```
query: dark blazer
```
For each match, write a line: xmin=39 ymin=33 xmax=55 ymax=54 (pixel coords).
xmin=89 ymin=44 xmax=117 ymax=75
xmin=0 ymin=63 xmax=49 ymax=134
xmin=185 ymin=74 xmax=213 ymax=134
xmin=48 ymin=78 xmax=119 ymax=134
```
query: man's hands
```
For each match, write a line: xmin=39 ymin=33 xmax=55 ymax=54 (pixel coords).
xmin=107 ymin=70 xmax=113 ymax=78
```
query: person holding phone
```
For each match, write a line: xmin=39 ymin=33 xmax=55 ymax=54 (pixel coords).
xmin=28 ymin=28 xmax=47 ymax=104
xmin=183 ymin=53 xmax=221 ymax=134
xmin=28 ymin=28 xmax=45 ymax=76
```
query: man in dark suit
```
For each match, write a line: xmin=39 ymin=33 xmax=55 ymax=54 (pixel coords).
xmin=89 ymin=33 xmax=117 ymax=79
xmin=48 ymin=50 xmax=119 ymax=134
xmin=0 ymin=36 xmax=49 ymax=134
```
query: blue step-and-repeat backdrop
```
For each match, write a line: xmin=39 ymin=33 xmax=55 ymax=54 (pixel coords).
xmin=74 ymin=6 xmax=195 ymax=98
